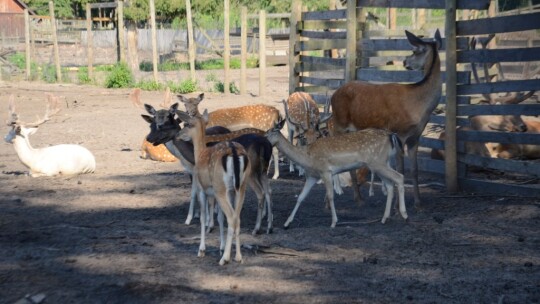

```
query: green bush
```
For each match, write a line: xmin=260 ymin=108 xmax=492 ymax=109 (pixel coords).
xmin=136 ymin=80 xmax=163 ymax=91
xmin=77 ymin=67 xmax=92 ymax=84
xmin=41 ymin=64 xmax=57 ymax=83
xmin=105 ymin=62 xmax=134 ymax=88
xmin=169 ymin=79 xmax=198 ymax=94
xmin=214 ymin=81 xmax=239 ymax=94
xmin=7 ymin=52 xmax=26 ymax=69
xmin=205 ymin=72 xmax=218 ymax=82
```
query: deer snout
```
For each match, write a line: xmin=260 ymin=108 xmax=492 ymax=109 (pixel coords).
xmin=514 ymin=122 xmax=527 ymax=132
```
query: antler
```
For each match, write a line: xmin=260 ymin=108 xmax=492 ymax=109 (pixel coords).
xmin=6 ymin=95 xmax=18 ymax=126
xmin=15 ymin=94 xmax=60 ymax=128
xmin=281 ymin=99 xmax=303 ymax=131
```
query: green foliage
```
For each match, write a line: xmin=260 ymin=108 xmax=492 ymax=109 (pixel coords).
xmin=214 ymin=81 xmax=239 ymax=94
xmin=105 ymin=62 xmax=134 ymax=88
xmin=169 ymin=79 xmax=199 ymax=94
xmin=77 ymin=67 xmax=92 ymax=84
xmin=7 ymin=52 xmax=26 ymax=69
xmin=205 ymin=73 xmax=218 ymax=82
xmin=41 ymin=64 xmax=57 ymax=83
xmin=136 ymin=80 xmax=164 ymax=91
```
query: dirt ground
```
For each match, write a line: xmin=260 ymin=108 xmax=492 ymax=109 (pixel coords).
xmin=0 ymin=67 xmax=539 ymax=304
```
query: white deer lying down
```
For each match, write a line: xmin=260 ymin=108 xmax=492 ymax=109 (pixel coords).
xmin=4 ymin=94 xmax=96 ymax=177
xmin=265 ymin=118 xmax=407 ymax=227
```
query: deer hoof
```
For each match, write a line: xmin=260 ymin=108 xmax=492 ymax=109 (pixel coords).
xmin=198 ymin=250 xmax=205 ymax=257
xmin=219 ymin=258 xmax=229 ymax=266
xmin=266 ymin=227 xmax=273 ymax=234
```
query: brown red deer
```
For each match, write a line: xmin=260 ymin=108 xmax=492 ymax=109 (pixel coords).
xmin=330 ymin=29 xmax=442 ymax=206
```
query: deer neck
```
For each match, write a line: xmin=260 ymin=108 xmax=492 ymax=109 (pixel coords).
xmin=12 ymin=134 xmax=39 ymax=169
xmin=190 ymin=121 xmax=208 ymax=163
xmin=270 ymin=133 xmax=312 ymax=168
xmin=165 ymin=139 xmax=195 ymax=170
xmin=409 ymin=45 xmax=442 ymax=118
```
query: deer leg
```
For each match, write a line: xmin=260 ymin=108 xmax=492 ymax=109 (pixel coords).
xmin=234 ymin=185 xmax=248 ymax=263
xmin=264 ymin=180 xmax=273 ymax=234
xmin=321 ymin=173 xmax=338 ymax=228
xmin=408 ymin=142 xmax=422 ymax=206
xmin=217 ymin=204 xmax=225 ymax=255
xmin=349 ymin=169 xmax=364 ymax=206
xmin=250 ymin=179 xmax=265 ymax=236
xmin=185 ymin=184 xmax=197 ymax=225
xmin=206 ymin=196 xmax=215 ymax=233
xmin=271 ymin=147 xmax=280 ymax=179
xmin=197 ymin=190 xmax=207 ymax=257
xmin=288 ymin=128 xmax=295 ymax=172
xmin=284 ymin=176 xmax=318 ymax=229
xmin=377 ymin=167 xmax=408 ymax=223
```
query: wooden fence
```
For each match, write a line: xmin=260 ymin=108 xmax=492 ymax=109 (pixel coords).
xmin=288 ymin=0 xmax=540 ymax=195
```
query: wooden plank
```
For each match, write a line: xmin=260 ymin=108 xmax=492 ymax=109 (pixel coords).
xmin=88 ymin=2 xmax=118 ymax=9
xmin=302 ymin=30 xmax=347 ymax=40
xmin=420 ymin=137 xmax=445 ymax=150
xmin=458 ymin=129 xmax=540 ymax=145
xmin=300 ymin=76 xmax=344 ymax=89
xmin=259 ymin=9 xmax=265 ymax=96
xmin=297 ymin=39 xmax=347 ymax=52
xmin=417 ymin=157 xmax=445 ymax=175
xmin=300 ymin=55 xmax=346 ymax=66
xmin=297 ymin=86 xmax=334 ymax=94
xmin=458 ymin=79 xmax=540 ymax=95
xmin=457 ymin=12 xmax=540 ymax=36
xmin=430 ymin=115 xmax=469 ymax=126
xmin=361 ymin=37 xmax=468 ymax=51
xmin=459 ymin=179 xmax=540 ymax=196
xmin=356 ymin=69 xmax=470 ymax=83
xmin=295 ymin=62 xmax=345 ymax=73
xmin=288 ymin=0 xmax=301 ymax=96
xmin=310 ymin=94 xmax=333 ymax=105
xmin=356 ymin=0 xmax=490 ymax=10
xmin=458 ymin=154 xmax=540 ymax=178
xmin=299 ymin=20 xmax=347 ymax=30
xmin=457 ymin=104 xmax=540 ymax=116
xmin=240 ymin=6 xmax=247 ymax=95
xmin=302 ymin=9 xmax=346 ymax=20
xmin=458 ymin=47 xmax=540 ymax=64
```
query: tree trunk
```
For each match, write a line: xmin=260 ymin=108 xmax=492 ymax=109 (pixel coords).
xmin=126 ymin=21 xmax=139 ymax=79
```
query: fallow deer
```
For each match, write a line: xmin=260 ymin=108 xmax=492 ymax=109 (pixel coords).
xmin=144 ymin=103 xmax=274 ymax=235
xmin=330 ymin=29 xmax=442 ymax=207
xmin=282 ymin=92 xmax=321 ymax=174
xmin=176 ymin=109 xmax=250 ymax=265
xmin=141 ymin=103 xmax=230 ymax=226
xmin=265 ymin=119 xmax=407 ymax=228
xmin=130 ymin=88 xmax=177 ymax=162
xmin=177 ymin=94 xmax=275 ymax=235
xmin=4 ymin=94 xmax=96 ymax=177
xmin=178 ymin=93 xmax=281 ymax=179
xmin=494 ymin=117 xmax=540 ymax=159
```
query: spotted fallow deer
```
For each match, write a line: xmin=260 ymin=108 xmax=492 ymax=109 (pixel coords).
xmin=283 ymin=92 xmax=320 ymax=172
xmin=4 ymin=94 xmax=96 ymax=177
xmin=176 ymin=109 xmax=250 ymax=266
xmin=265 ymin=119 xmax=407 ymax=228
xmin=330 ymin=29 xmax=442 ymax=206
xmin=178 ymin=93 xmax=281 ymax=179
xmin=141 ymin=103 xmax=230 ymax=226
xmin=130 ymin=88 xmax=177 ymax=162
xmin=143 ymin=101 xmax=273 ymax=235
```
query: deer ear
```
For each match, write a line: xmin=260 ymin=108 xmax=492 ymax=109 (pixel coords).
xmin=176 ymin=95 xmax=189 ymax=104
xmin=170 ymin=102 xmax=179 ymax=113
xmin=144 ymin=104 xmax=156 ymax=115
xmin=141 ymin=114 xmax=154 ymax=123
xmin=202 ymin=109 xmax=209 ymax=123
xmin=276 ymin=118 xmax=286 ymax=130
xmin=405 ymin=30 xmax=423 ymax=47
xmin=197 ymin=93 xmax=205 ymax=102
xmin=434 ymin=29 xmax=442 ymax=50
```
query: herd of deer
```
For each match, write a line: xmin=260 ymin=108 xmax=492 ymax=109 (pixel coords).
xmin=4 ymin=29 xmax=538 ymax=265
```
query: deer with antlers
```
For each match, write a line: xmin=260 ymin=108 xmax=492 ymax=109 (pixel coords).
xmin=175 ymin=109 xmax=250 ymax=265
xmin=282 ymin=92 xmax=333 ymax=175
xmin=266 ymin=118 xmax=407 ymax=228
xmin=4 ymin=94 xmax=96 ymax=177
xmin=179 ymin=93 xmax=281 ymax=179
xmin=330 ymin=29 xmax=443 ymax=207
xmin=130 ymin=88 xmax=178 ymax=162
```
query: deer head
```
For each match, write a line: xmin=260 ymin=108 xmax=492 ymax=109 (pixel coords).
xmin=177 ymin=93 xmax=205 ymax=117
xmin=403 ymin=29 xmax=442 ymax=71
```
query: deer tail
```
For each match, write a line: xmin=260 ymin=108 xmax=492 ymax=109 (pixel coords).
xmin=388 ymin=133 xmax=405 ymax=158
xmin=222 ymin=142 xmax=248 ymax=191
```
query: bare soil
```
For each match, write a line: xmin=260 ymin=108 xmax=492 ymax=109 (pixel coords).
xmin=0 ymin=68 xmax=539 ymax=304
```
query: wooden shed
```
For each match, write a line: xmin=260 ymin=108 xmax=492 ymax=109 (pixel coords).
xmin=0 ymin=0 xmax=33 ymax=40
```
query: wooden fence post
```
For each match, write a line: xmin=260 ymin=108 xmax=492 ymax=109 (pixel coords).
xmin=345 ymin=0 xmax=357 ymax=82
xmin=445 ymin=0 xmax=458 ymax=193
xmin=149 ymin=0 xmax=159 ymax=82
xmin=240 ymin=6 xmax=247 ymax=95
xmin=86 ymin=3 xmax=94 ymax=80
xmin=288 ymin=0 xmax=301 ymax=95
xmin=259 ymin=10 xmax=266 ymax=97
xmin=49 ymin=1 xmax=62 ymax=82
xmin=185 ymin=0 xmax=196 ymax=80
xmin=223 ymin=0 xmax=230 ymax=94
xmin=118 ymin=1 xmax=125 ymax=62
xmin=24 ymin=9 xmax=31 ymax=80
